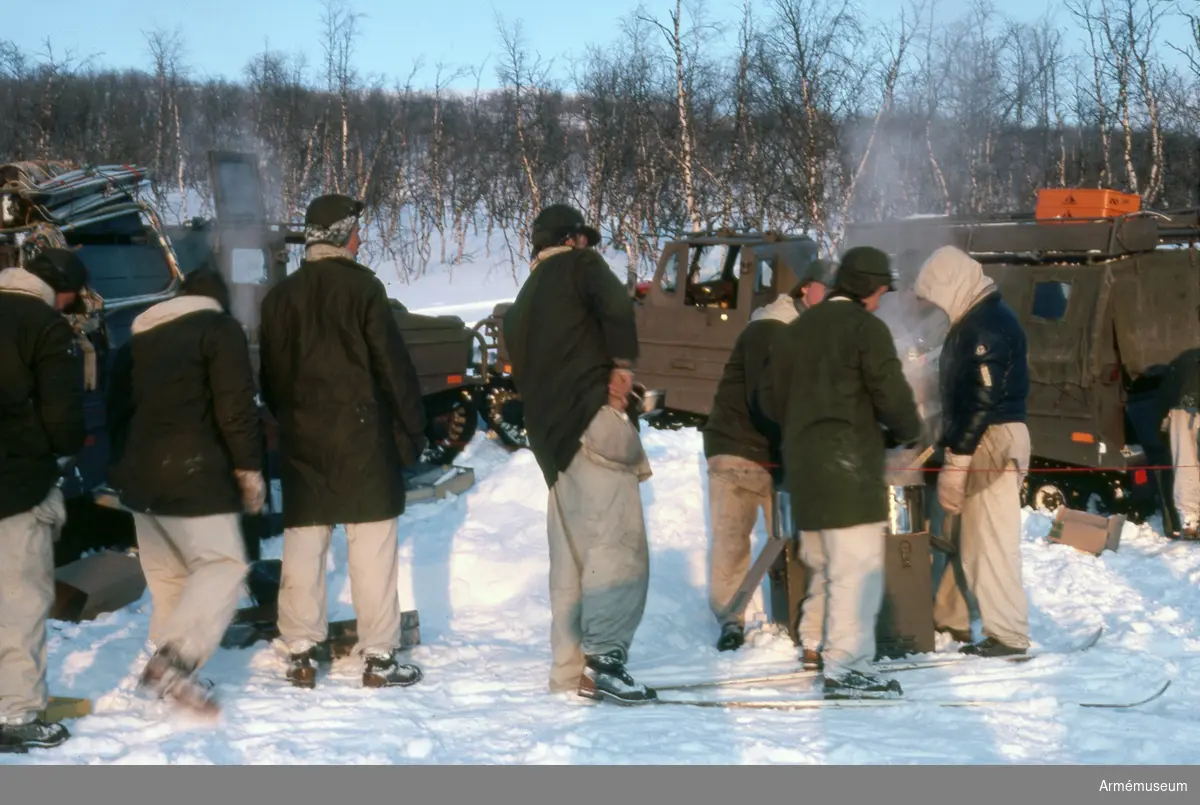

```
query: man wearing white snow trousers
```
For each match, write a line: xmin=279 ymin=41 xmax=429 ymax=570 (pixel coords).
xmin=259 ymin=193 xmax=428 ymax=690
xmin=0 ymin=248 xmax=87 ymax=752
xmin=107 ymin=267 xmax=263 ymax=714
xmin=915 ymin=245 xmax=1032 ymax=657
xmin=758 ymin=247 xmax=922 ymax=699
xmin=503 ymin=203 xmax=656 ymax=705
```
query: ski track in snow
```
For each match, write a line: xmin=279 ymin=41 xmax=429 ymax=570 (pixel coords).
xmin=6 ymin=427 xmax=1200 ymax=765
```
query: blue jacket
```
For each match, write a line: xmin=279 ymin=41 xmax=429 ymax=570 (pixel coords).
xmin=938 ymin=292 xmax=1029 ymax=455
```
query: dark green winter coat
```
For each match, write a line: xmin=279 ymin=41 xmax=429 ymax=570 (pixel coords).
xmin=258 ymin=253 xmax=427 ymax=528
xmin=0 ymin=268 xmax=85 ymax=520
xmin=107 ymin=295 xmax=263 ymax=518
xmin=703 ymin=320 xmax=784 ymax=466
xmin=759 ymin=295 xmax=921 ymax=530
xmin=702 ymin=296 xmax=807 ymax=471
xmin=502 ymin=247 xmax=638 ymax=488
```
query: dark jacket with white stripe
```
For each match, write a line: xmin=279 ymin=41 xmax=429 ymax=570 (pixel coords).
xmin=107 ymin=294 xmax=263 ymax=517
xmin=0 ymin=267 xmax=86 ymax=520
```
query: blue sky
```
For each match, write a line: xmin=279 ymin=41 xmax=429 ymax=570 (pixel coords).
xmin=9 ymin=0 xmax=1191 ymax=91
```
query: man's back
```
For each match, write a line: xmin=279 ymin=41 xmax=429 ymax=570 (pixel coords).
xmin=503 ymin=248 xmax=638 ymax=486
xmin=0 ymin=276 xmax=85 ymax=520
xmin=767 ymin=298 xmax=920 ymax=530
xmin=703 ymin=318 xmax=787 ymax=466
xmin=259 ymin=255 xmax=425 ymax=526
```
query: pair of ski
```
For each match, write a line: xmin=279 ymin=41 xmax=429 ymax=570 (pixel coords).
xmin=645 ymin=627 xmax=1169 ymax=710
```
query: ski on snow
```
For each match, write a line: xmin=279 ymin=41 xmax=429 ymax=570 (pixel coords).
xmin=648 ymin=626 xmax=1105 ymax=693
xmin=651 ymin=678 xmax=1170 ymax=711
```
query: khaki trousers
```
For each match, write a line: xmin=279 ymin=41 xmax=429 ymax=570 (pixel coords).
xmin=134 ymin=512 xmax=249 ymax=667
xmin=933 ymin=423 xmax=1031 ymax=649
xmin=277 ymin=519 xmax=402 ymax=658
xmin=0 ymin=493 xmax=60 ymax=724
xmin=706 ymin=455 xmax=773 ymax=628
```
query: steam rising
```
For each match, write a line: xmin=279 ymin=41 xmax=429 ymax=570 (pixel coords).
xmin=875 ymin=253 xmax=950 ymax=487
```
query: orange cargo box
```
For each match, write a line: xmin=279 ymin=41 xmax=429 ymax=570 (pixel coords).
xmin=1035 ymin=188 xmax=1141 ymax=220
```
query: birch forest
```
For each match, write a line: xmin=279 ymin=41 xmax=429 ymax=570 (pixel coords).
xmin=2 ymin=0 xmax=1198 ymax=281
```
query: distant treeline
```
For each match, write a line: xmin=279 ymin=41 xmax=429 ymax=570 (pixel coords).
xmin=2 ymin=0 xmax=1197 ymax=281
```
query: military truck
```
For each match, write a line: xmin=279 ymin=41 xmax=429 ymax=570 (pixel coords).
xmin=470 ymin=228 xmax=823 ymax=445
xmin=0 ymin=152 xmax=491 ymax=565
xmin=841 ymin=195 xmax=1200 ymax=527
xmin=632 ymin=228 xmax=819 ymax=425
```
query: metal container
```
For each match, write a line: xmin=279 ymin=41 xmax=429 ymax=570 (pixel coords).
xmin=887 ymin=484 xmax=927 ymax=536
xmin=771 ymin=487 xmax=796 ymax=541
xmin=633 ymin=386 xmax=666 ymax=419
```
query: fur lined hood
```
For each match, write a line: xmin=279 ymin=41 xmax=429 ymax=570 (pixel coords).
xmin=132 ymin=295 xmax=224 ymax=336
xmin=0 ymin=266 xmax=56 ymax=307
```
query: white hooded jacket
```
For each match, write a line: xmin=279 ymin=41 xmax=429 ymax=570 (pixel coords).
xmin=914 ymin=246 xmax=996 ymax=326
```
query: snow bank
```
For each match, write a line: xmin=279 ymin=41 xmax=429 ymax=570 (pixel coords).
xmin=5 ymin=426 xmax=1200 ymax=765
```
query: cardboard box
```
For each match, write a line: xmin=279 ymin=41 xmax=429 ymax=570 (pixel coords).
xmin=38 ymin=697 xmax=92 ymax=723
xmin=52 ymin=550 xmax=147 ymax=622
xmin=1047 ymin=508 xmax=1124 ymax=556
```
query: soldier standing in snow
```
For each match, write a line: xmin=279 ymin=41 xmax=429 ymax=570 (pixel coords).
xmin=0 ymin=249 xmax=87 ymax=751
xmin=107 ymin=268 xmax=263 ymax=713
xmin=760 ymin=247 xmax=921 ymax=699
xmin=915 ymin=245 xmax=1032 ymax=657
xmin=702 ymin=259 xmax=832 ymax=656
xmin=502 ymin=203 xmax=657 ymax=705
xmin=259 ymin=194 xmax=428 ymax=690
xmin=1156 ymin=349 xmax=1200 ymax=539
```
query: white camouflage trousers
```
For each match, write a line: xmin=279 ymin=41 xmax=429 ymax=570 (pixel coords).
xmin=933 ymin=423 xmax=1032 ymax=650
xmin=277 ymin=519 xmax=402 ymax=659
xmin=134 ymin=512 xmax=249 ymax=668
xmin=547 ymin=406 xmax=652 ymax=692
xmin=0 ymin=489 xmax=64 ymax=724
xmin=803 ymin=522 xmax=887 ymax=678
xmin=1168 ymin=409 xmax=1200 ymax=532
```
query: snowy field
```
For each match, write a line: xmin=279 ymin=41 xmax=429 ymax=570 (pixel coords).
xmin=4 ymin=426 xmax=1200 ymax=766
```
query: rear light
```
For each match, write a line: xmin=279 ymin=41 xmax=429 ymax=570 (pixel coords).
xmin=1134 ymin=469 xmax=1148 ymax=485
xmin=84 ymin=435 xmax=96 ymax=446
xmin=446 ymin=374 xmax=463 ymax=385
xmin=503 ymin=363 xmax=512 ymax=373
xmin=1071 ymin=432 xmax=1095 ymax=443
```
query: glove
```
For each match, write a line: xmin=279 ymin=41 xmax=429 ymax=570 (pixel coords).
xmin=234 ymin=470 xmax=267 ymax=514
xmin=33 ymin=487 xmax=67 ymax=542
xmin=937 ymin=449 xmax=972 ymax=515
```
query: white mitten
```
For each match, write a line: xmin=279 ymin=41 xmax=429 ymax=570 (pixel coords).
xmin=937 ymin=450 xmax=973 ymax=515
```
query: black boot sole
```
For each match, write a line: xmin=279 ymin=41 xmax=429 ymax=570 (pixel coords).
xmin=577 ymin=686 xmax=658 ymax=706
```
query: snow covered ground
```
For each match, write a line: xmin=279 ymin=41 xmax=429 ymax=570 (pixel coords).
xmin=4 ymin=426 xmax=1200 ymax=765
